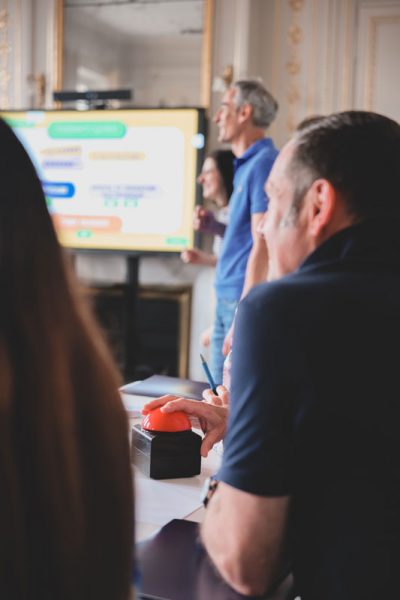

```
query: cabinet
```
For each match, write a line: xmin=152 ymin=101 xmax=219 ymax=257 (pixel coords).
xmin=88 ymin=284 xmax=191 ymax=383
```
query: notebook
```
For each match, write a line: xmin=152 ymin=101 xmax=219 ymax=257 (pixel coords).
xmin=120 ymin=375 xmax=209 ymax=401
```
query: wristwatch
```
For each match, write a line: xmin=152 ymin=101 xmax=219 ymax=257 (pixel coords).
xmin=201 ymin=476 xmax=219 ymax=508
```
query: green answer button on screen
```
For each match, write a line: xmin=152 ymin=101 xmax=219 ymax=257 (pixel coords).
xmin=166 ymin=237 xmax=187 ymax=246
xmin=48 ymin=121 xmax=126 ymax=139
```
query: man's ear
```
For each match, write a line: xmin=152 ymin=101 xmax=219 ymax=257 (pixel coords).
xmin=237 ymin=103 xmax=252 ymax=124
xmin=307 ymin=179 xmax=336 ymax=238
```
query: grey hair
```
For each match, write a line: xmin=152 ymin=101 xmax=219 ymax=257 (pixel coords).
xmin=233 ymin=79 xmax=278 ymax=129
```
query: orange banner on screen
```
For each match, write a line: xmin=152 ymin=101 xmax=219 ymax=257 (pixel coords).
xmin=53 ymin=214 xmax=122 ymax=232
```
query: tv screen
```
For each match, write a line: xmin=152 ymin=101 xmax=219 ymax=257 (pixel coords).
xmin=1 ymin=108 xmax=205 ymax=253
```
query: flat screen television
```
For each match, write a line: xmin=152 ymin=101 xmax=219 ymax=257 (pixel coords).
xmin=1 ymin=108 xmax=205 ymax=253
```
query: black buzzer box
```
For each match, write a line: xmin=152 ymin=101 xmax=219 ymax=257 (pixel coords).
xmin=132 ymin=424 xmax=202 ymax=479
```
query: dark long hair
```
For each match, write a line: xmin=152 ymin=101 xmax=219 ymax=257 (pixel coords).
xmin=209 ymin=149 xmax=235 ymax=200
xmin=0 ymin=118 xmax=133 ymax=599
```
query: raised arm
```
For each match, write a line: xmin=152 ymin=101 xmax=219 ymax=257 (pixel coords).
xmin=222 ymin=211 xmax=268 ymax=354
xmin=241 ymin=211 xmax=269 ymax=297
xmin=181 ymin=248 xmax=217 ymax=266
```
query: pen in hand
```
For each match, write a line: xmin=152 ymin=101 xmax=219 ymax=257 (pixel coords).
xmin=200 ymin=353 xmax=219 ymax=396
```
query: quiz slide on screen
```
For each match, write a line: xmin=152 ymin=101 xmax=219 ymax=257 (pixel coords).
xmin=3 ymin=110 xmax=201 ymax=252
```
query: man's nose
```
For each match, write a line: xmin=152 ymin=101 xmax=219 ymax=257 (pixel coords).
xmin=213 ymin=109 xmax=221 ymax=123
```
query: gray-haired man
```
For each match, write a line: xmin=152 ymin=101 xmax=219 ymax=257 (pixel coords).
xmin=199 ymin=80 xmax=279 ymax=383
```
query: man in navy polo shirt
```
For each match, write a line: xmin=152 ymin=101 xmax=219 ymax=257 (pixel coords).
xmin=144 ymin=111 xmax=400 ymax=599
xmin=204 ymin=80 xmax=278 ymax=384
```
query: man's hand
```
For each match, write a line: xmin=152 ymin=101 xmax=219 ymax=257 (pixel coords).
xmin=181 ymin=248 xmax=217 ymax=267
xmin=240 ymin=212 xmax=269 ymax=297
xmin=193 ymin=206 xmax=226 ymax=237
xmin=142 ymin=395 xmax=228 ymax=457
xmin=203 ymin=385 xmax=229 ymax=407
xmin=193 ymin=206 xmax=216 ymax=233
xmin=222 ymin=322 xmax=234 ymax=356
xmin=200 ymin=326 xmax=213 ymax=347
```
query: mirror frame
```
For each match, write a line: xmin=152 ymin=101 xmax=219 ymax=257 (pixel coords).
xmin=54 ymin=0 xmax=214 ymax=109
xmin=54 ymin=0 xmax=64 ymax=95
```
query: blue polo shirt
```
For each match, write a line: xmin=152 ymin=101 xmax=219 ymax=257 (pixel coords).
xmin=215 ymin=137 xmax=278 ymax=300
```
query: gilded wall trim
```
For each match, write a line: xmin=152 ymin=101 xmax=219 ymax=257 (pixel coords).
xmin=323 ymin=0 xmax=334 ymax=115
xmin=269 ymin=0 xmax=281 ymax=141
xmin=365 ymin=15 xmax=400 ymax=110
xmin=54 ymin=0 xmax=64 ymax=95
xmin=14 ymin=0 xmax=22 ymax=107
xmin=201 ymin=0 xmax=214 ymax=109
xmin=340 ymin=0 xmax=353 ymax=110
xmin=306 ymin=0 xmax=318 ymax=115
xmin=0 ymin=0 xmax=10 ymax=108
xmin=286 ymin=0 xmax=304 ymax=133
xmin=272 ymin=0 xmax=281 ymax=96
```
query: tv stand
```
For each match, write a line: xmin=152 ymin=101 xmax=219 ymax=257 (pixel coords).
xmin=124 ymin=255 xmax=140 ymax=380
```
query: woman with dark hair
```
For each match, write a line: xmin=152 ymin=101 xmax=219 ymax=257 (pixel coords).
xmin=181 ymin=149 xmax=234 ymax=267
xmin=0 ymin=118 xmax=133 ymax=599
xmin=208 ymin=148 xmax=234 ymax=198
xmin=181 ymin=149 xmax=234 ymax=349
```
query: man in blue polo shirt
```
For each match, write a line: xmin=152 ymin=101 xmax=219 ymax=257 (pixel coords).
xmin=204 ymin=80 xmax=278 ymax=383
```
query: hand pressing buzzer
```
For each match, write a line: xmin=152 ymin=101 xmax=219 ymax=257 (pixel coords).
xmin=142 ymin=394 xmax=228 ymax=458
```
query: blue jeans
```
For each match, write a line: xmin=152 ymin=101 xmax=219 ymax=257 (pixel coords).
xmin=210 ymin=298 xmax=238 ymax=386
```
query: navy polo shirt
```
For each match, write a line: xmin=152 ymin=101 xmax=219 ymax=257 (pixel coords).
xmin=219 ymin=219 xmax=400 ymax=599
xmin=215 ymin=138 xmax=278 ymax=301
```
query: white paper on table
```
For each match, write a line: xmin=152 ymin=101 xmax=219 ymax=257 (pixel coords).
xmin=134 ymin=443 xmax=221 ymax=527
xmin=120 ymin=392 xmax=148 ymax=417
xmin=135 ymin=475 xmax=203 ymax=525
xmin=213 ymin=440 xmax=224 ymax=457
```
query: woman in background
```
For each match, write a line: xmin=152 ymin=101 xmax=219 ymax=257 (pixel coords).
xmin=181 ymin=149 xmax=234 ymax=348
xmin=0 ymin=118 xmax=133 ymax=600
xmin=181 ymin=148 xmax=234 ymax=267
